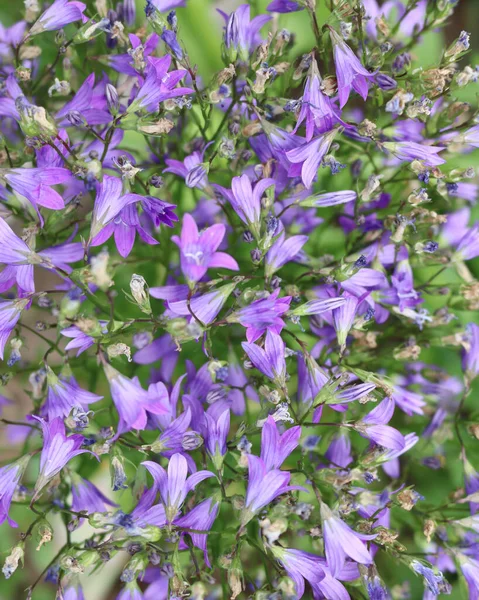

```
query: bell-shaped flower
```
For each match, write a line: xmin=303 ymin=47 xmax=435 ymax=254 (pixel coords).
xmin=31 ymin=416 xmax=96 ymax=502
xmin=242 ymin=331 xmax=287 ymax=388
xmin=172 ymin=213 xmax=239 ymax=287
xmin=175 ymin=498 xmax=220 ymax=567
xmin=0 ymin=455 xmax=31 ymax=527
xmin=320 ymin=501 xmax=376 ymax=577
xmin=260 ymin=415 xmax=301 ymax=470
xmin=142 ymin=453 xmax=215 ymax=523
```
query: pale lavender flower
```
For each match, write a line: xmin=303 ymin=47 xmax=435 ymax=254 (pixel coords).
xmin=260 ymin=415 xmax=301 ymax=470
xmin=215 ymin=174 xmax=275 ymax=238
xmin=219 ymin=4 xmax=271 ymax=61
xmin=61 ymin=321 xmax=108 ymax=356
xmin=2 ymin=167 xmax=72 ymax=213
xmin=332 ymin=295 xmax=360 ymax=350
xmin=294 ymin=58 xmax=345 ymax=139
xmin=166 ymin=283 xmax=236 ymax=326
xmin=242 ymin=454 xmax=304 ymax=525
xmin=329 ymin=27 xmax=375 ymax=108
xmin=172 ymin=213 xmax=239 ymax=286
xmin=31 ymin=416 xmax=95 ymax=502
xmin=0 ymin=455 xmax=31 ymax=527
xmin=203 ymin=408 xmax=230 ymax=470
xmin=357 ymin=397 xmax=406 ymax=451
xmin=142 ymin=453 xmax=215 ymax=522
xmin=71 ymin=473 xmax=117 ymax=515
xmin=270 ymin=546 xmax=325 ymax=599
xmin=164 ymin=145 xmax=211 ymax=190
xmin=175 ymin=498 xmax=220 ymax=567
xmin=383 ymin=141 xmax=446 ymax=167
xmin=104 ymin=363 xmax=168 ymax=434
xmin=286 ymin=131 xmax=337 ymax=188
xmin=0 ymin=298 xmax=29 ymax=360
xmin=265 ymin=227 xmax=308 ymax=278
xmin=320 ymin=501 xmax=376 ymax=577
xmin=89 ymin=175 xmax=144 ymax=241
xmin=228 ymin=289 xmax=291 ymax=342
xmin=29 ymin=0 xmax=86 ymax=36
xmin=299 ymin=190 xmax=357 ymax=208
xmin=242 ymin=330 xmax=287 ymax=388
xmin=127 ymin=59 xmax=192 ymax=113
xmin=44 ymin=367 xmax=103 ymax=420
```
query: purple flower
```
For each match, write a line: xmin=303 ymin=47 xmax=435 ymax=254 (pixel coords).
xmin=141 ymin=196 xmax=178 ymax=228
xmin=215 ymin=174 xmax=275 ymax=238
xmin=265 ymin=227 xmax=308 ymax=278
xmin=219 ymin=4 xmax=271 ymax=61
xmin=299 ymin=190 xmax=357 ymax=208
xmin=320 ymin=501 xmax=376 ymax=577
xmin=294 ymin=58 xmax=345 ymax=139
xmin=332 ymin=295 xmax=360 ymax=350
xmin=44 ymin=367 xmax=103 ymax=420
xmin=104 ymin=363 xmax=168 ymax=434
xmin=89 ymin=175 xmax=144 ymax=241
xmin=329 ymin=27 xmax=375 ymax=108
xmin=161 ymin=29 xmax=183 ymax=60
xmin=175 ymin=498 xmax=219 ymax=567
xmin=459 ymin=554 xmax=479 ymax=600
xmin=31 ymin=416 xmax=95 ymax=502
xmin=142 ymin=453 xmax=215 ymax=522
xmin=242 ymin=330 xmax=287 ymax=388
xmin=29 ymin=0 xmax=87 ymax=36
xmin=270 ymin=547 xmax=325 ymax=599
xmin=164 ymin=145 xmax=211 ymax=190
xmin=228 ymin=289 xmax=291 ymax=342
xmin=71 ymin=473 xmax=117 ymax=515
xmin=149 ymin=0 xmax=186 ymax=10
xmin=0 ymin=218 xmax=42 ymax=267
xmin=357 ymin=397 xmax=406 ymax=451
xmin=63 ymin=584 xmax=86 ymax=600
xmin=383 ymin=141 xmax=446 ymax=167
xmin=242 ymin=454 xmax=304 ymax=525
xmin=57 ymin=74 xmax=111 ymax=126
xmin=267 ymin=0 xmax=303 ymax=13
xmin=260 ymin=415 xmax=301 ymax=470
xmin=127 ymin=59 xmax=193 ymax=113
xmin=2 ymin=167 xmax=72 ymax=214
xmin=286 ymin=131 xmax=337 ymax=188
xmin=172 ymin=213 xmax=239 ymax=286
xmin=203 ymin=409 xmax=230 ymax=469
xmin=61 ymin=321 xmax=108 ymax=356
xmin=91 ymin=204 xmax=159 ymax=258
xmin=0 ymin=455 xmax=31 ymax=527
xmin=0 ymin=298 xmax=29 ymax=360
xmin=165 ymin=283 xmax=236 ymax=326
xmin=463 ymin=455 xmax=479 ymax=514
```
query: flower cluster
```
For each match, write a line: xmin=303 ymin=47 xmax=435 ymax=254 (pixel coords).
xmin=0 ymin=0 xmax=479 ymax=599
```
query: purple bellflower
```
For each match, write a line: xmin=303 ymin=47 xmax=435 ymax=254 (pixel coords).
xmin=172 ymin=213 xmax=239 ymax=287
xmin=103 ymin=362 xmax=169 ymax=434
xmin=242 ymin=330 xmax=287 ymax=389
xmin=270 ymin=546 xmax=325 ymax=598
xmin=286 ymin=130 xmax=338 ymax=189
xmin=260 ymin=415 xmax=301 ymax=470
xmin=44 ymin=367 xmax=103 ymax=420
xmin=28 ymin=0 xmax=86 ymax=36
xmin=0 ymin=455 xmax=31 ymax=527
xmin=356 ymin=397 xmax=406 ymax=451
xmin=164 ymin=144 xmax=211 ymax=191
xmin=165 ymin=283 xmax=236 ymax=327
xmin=294 ymin=57 xmax=346 ymax=139
xmin=227 ymin=288 xmax=291 ymax=342
xmin=219 ymin=4 xmax=271 ymax=62
xmin=320 ymin=501 xmax=376 ymax=577
xmin=0 ymin=298 xmax=29 ymax=360
xmin=329 ymin=26 xmax=375 ymax=108
xmin=71 ymin=473 xmax=117 ymax=516
xmin=215 ymin=174 xmax=275 ymax=238
xmin=142 ymin=453 xmax=215 ymax=523
xmin=383 ymin=141 xmax=446 ymax=167
xmin=175 ymin=498 xmax=220 ymax=567
xmin=203 ymin=408 xmax=230 ymax=470
xmin=89 ymin=175 xmax=144 ymax=242
xmin=242 ymin=454 xmax=305 ymax=526
xmin=265 ymin=226 xmax=308 ymax=278
xmin=31 ymin=416 xmax=96 ymax=502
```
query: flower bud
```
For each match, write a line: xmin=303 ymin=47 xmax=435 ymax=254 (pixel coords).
xmin=106 ymin=83 xmax=120 ymax=114
xmin=129 ymin=274 xmax=152 ymax=315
